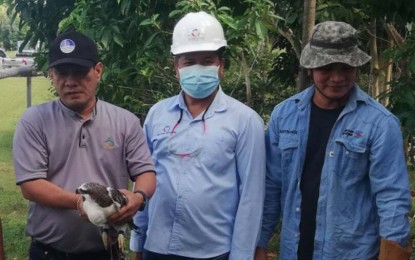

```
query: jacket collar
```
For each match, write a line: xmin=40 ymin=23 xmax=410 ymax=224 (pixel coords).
xmin=295 ymin=84 xmax=368 ymax=112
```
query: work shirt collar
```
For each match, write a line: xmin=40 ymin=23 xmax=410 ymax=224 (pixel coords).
xmin=167 ymin=87 xmax=228 ymax=120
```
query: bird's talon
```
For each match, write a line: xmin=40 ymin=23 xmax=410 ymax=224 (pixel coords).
xmin=118 ymin=233 xmax=125 ymax=252
xmin=102 ymin=230 xmax=109 ymax=250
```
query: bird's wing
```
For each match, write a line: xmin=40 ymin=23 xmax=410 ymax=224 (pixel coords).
xmin=88 ymin=184 xmax=114 ymax=207
xmin=108 ymin=187 xmax=128 ymax=209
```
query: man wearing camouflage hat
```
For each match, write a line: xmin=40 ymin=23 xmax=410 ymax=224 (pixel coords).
xmin=255 ymin=21 xmax=411 ymax=259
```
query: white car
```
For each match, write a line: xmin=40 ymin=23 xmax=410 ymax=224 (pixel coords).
xmin=1 ymin=48 xmax=34 ymax=68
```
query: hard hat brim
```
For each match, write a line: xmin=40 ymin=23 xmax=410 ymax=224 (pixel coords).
xmin=171 ymin=42 xmax=227 ymax=55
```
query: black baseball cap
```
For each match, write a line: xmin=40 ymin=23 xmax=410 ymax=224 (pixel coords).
xmin=48 ymin=31 xmax=98 ymax=69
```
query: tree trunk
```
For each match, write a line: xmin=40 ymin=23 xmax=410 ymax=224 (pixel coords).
xmin=368 ymin=19 xmax=380 ymax=99
xmin=383 ymin=32 xmax=394 ymax=106
xmin=384 ymin=23 xmax=408 ymax=79
xmin=239 ymin=52 xmax=252 ymax=107
xmin=297 ymin=0 xmax=316 ymax=91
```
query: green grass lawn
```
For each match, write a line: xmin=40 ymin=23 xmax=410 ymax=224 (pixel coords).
xmin=0 ymin=76 xmax=54 ymax=259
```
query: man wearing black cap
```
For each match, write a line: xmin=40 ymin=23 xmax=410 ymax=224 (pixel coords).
xmin=12 ymin=31 xmax=156 ymax=259
xmin=255 ymin=21 xmax=411 ymax=259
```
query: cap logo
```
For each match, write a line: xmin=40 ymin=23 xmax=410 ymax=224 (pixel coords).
xmin=60 ymin=39 xmax=76 ymax=53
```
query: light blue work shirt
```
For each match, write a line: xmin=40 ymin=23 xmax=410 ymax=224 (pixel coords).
xmin=258 ymin=85 xmax=411 ymax=259
xmin=130 ymin=88 xmax=266 ymax=259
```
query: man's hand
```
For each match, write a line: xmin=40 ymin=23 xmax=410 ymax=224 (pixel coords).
xmin=254 ymin=247 xmax=268 ymax=260
xmin=107 ymin=189 xmax=142 ymax=225
xmin=379 ymin=239 xmax=411 ymax=260
xmin=131 ymin=252 xmax=142 ymax=260
xmin=76 ymin=195 xmax=90 ymax=222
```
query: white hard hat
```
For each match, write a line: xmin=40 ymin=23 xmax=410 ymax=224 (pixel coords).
xmin=171 ymin=11 xmax=227 ymax=55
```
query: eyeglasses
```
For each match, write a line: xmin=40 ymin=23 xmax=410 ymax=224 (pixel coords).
xmin=168 ymin=102 xmax=212 ymax=158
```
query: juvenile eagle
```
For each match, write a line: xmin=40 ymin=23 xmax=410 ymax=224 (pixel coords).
xmin=75 ymin=182 xmax=136 ymax=258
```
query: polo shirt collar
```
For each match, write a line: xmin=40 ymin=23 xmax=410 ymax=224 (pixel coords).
xmin=58 ymin=97 xmax=98 ymax=120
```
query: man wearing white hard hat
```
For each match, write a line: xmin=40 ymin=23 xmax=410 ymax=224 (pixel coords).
xmin=130 ymin=11 xmax=266 ymax=260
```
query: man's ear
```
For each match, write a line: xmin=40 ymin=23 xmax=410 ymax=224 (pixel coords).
xmin=174 ymin=61 xmax=180 ymax=79
xmin=307 ymin=69 xmax=313 ymax=81
xmin=93 ymin=62 xmax=104 ymax=81
xmin=47 ymin=69 xmax=53 ymax=80
xmin=218 ymin=58 xmax=225 ymax=79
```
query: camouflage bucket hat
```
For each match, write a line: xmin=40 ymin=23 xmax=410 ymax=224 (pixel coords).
xmin=300 ymin=21 xmax=371 ymax=69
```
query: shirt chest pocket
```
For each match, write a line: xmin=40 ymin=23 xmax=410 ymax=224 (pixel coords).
xmin=278 ymin=138 xmax=299 ymax=173
xmin=334 ymin=138 xmax=369 ymax=178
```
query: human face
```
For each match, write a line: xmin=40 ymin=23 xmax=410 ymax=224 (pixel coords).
xmin=174 ymin=51 xmax=224 ymax=80
xmin=49 ymin=63 xmax=103 ymax=117
xmin=311 ymin=63 xmax=357 ymax=109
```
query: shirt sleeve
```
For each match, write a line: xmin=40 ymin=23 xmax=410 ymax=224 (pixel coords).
xmin=229 ymin=113 xmax=266 ymax=260
xmin=13 ymin=110 xmax=48 ymax=184
xmin=257 ymin=109 xmax=283 ymax=248
xmin=130 ymin=111 xmax=155 ymax=252
xmin=125 ymin=116 xmax=155 ymax=178
xmin=368 ymin=115 xmax=411 ymax=247
xmin=130 ymin=206 xmax=149 ymax=252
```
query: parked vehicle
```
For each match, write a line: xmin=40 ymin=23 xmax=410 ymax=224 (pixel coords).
xmin=16 ymin=40 xmax=39 ymax=57
xmin=0 ymin=48 xmax=34 ymax=68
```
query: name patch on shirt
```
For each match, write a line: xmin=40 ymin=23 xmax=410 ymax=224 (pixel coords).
xmin=279 ymin=129 xmax=298 ymax=135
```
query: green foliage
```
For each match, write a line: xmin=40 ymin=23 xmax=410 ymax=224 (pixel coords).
xmin=367 ymin=0 xmax=415 ymax=22
xmin=380 ymin=29 xmax=415 ymax=139
xmin=5 ymin=0 xmax=414 ymax=122
xmin=53 ymin=0 xmax=289 ymax=120
xmin=58 ymin=0 xmax=177 ymax=117
xmin=6 ymin=0 xmax=75 ymax=49
xmin=0 ymin=4 xmax=25 ymax=50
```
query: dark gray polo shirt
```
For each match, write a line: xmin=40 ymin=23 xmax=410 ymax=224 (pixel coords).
xmin=13 ymin=99 xmax=155 ymax=253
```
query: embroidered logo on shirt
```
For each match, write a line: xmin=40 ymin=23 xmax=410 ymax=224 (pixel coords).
xmin=342 ymin=129 xmax=363 ymax=138
xmin=354 ymin=131 xmax=363 ymax=138
xmin=163 ymin=126 xmax=171 ymax=133
xmin=155 ymin=125 xmax=173 ymax=136
xmin=103 ymin=137 xmax=115 ymax=149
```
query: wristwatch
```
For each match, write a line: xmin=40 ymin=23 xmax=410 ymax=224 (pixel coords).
xmin=134 ymin=190 xmax=148 ymax=211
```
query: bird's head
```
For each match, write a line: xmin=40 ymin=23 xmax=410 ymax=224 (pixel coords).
xmin=76 ymin=182 xmax=107 ymax=202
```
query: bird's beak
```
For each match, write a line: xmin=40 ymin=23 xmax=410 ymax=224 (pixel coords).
xmin=75 ymin=188 xmax=80 ymax=194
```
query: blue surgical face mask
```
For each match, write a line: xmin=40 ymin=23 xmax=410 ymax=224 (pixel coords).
xmin=179 ymin=65 xmax=220 ymax=99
